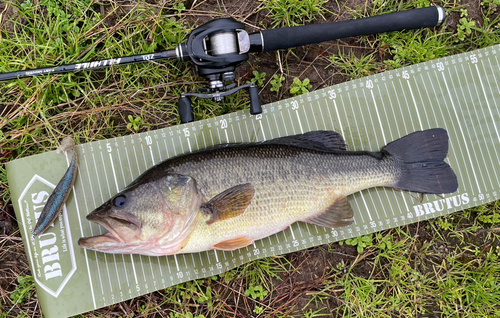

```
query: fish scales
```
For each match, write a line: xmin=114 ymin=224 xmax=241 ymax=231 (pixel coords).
xmin=161 ymin=144 xmax=398 ymax=253
xmin=78 ymin=129 xmax=458 ymax=256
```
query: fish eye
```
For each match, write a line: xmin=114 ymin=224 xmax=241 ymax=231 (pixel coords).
xmin=113 ymin=195 xmax=127 ymax=208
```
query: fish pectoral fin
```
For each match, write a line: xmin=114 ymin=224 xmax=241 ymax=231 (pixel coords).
xmin=201 ymin=183 xmax=255 ymax=225
xmin=213 ymin=236 xmax=253 ymax=251
xmin=303 ymin=195 xmax=354 ymax=228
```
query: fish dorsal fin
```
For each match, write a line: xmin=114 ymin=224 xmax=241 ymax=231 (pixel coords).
xmin=303 ymin=195 xmax=354 ymax=228
xmin=263 ymin=131 xmax=348 ymax=151
xmin=201 ymin=183 xmax=255 ymax=225
xmin=213 ymin=236 xmax=253 ymax=251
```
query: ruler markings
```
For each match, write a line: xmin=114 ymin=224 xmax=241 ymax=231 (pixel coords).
xmin=91 ymin=152 xmax=114 ymax=298
xmin=349 ymin=91 xmax=374 ymax=222
xmin=474 ymin=62 xmax=500 ymax=143
xmin=367 ymin=88 xmax=392 ymax=218
xmin=295 ymin=110 xmax=304 ymax=134
xmin=174 ymin=254 xmax=180 ymax=271
xmin=412 ymin=73 xmax=440 ymax=202
xmin=209 ymin=129 xmax=214 ymax=146
xmin=359 ymin=89 xmax=385 ymax=221
xmin=273 ymin=113 xmax=280 ymax=135
xmin=324 ymin=99 xmax=336 ymax=130
xmin=390 ymin=78 xmax=416 ymax=208
xmin=75 ymin=151 xmax=97 ymax=308
xmin=250 ymin=119 xmax=258 ymax=141
xmin=83 ymin=155 xmax=107 ymax=304
xmin=490 ymin=56 xmax=500 ymax=118
xmin=309 ymin=102 xmax=320 ymax=130
xmin=302 ymin=101 xmax=313 ymax=131
xmin=191 ymin=254 xmax=199 ymax=278
xmin=440 ymin=71 xmax=480 ymax=193
xmin=370 ymin=88 xmax=387 ymax=145
xmin=450 ymin=66 xmax=492 ymax=190
xmin=265 ymin=115 xmax=274 ymax=139
xmin=479 ymin=59 xmax=500 ymax=185
xmin=333 ymin=99 xmax=344 ymax=136
xmin=317 ymin=101 xmax=327 ymax=129
xmin=243 ymin=120 xmax=251 ymax=142
xmin=390 ymin=81 xmax=410 ymax=135
xmin=230 ymin=122 xmax=237 ymax=143
xmin=381 ymin=83 xmax=400 ymax=137
xmin=376 ymin=84 xmax=404 ymax=217
xmin=201 ymin=130 xmax=207 ymax=148
xmin=406 ymin=79 xmax=424 ymax=130
xmin=287 ymin=109 xmax=297 ymax=135
xmin=179 ymin=135 xmax=186 ymax=153
xmin=224 ymin=127 xmax=230 ymax=143
xmin=237 ymin=121 xmax=244 ymax=143
xmin=280 ymin=111 xmax=289 ymax=135
xmin=418 ymin=72 xmax=448 ymax=203
xmin=424 ymin=73 xmax=467 ymax=193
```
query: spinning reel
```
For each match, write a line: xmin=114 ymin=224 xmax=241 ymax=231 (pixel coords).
xmin=0 ymin=6 xmax=446 ymax=123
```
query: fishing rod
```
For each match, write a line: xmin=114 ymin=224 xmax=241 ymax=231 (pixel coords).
xmin=0 ymin=6 xmax=446 ymax=123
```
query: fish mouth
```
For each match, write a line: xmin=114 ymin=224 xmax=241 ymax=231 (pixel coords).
xmin=78 ymin=233 xmax=122 ymax=251
xmin=78 ymin=204 xmax=142 ymax=252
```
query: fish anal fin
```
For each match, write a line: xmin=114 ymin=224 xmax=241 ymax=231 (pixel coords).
xmin=213 ymin=236 xmax=253 ymax=251
xmin=304 ymin=195 xmax=354 ymax=228
xmin=201 ymin=183 xmax=255 ymax=225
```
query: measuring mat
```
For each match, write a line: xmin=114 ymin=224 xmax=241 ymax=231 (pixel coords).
xmin=6 ymin=44 xmax=500 ymax=318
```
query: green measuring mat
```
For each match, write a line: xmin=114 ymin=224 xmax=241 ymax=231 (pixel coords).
xmin=6 ymin=44 xmax=500 ymax=318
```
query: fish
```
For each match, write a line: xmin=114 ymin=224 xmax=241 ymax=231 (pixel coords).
xmin=78 ymin=129 xmax=458 ymax=255
xmin=33 ymin=137 xmax=78 ymax=236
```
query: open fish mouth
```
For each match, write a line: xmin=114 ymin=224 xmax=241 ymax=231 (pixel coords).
xmin=78 ymin=204 xmax=142 ymax=251
xmin=78 ymin=232 xmax=122 ymax=250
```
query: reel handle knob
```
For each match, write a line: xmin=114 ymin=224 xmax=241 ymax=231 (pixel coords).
xmin=248 ymin=84 xmax=262 ymax=115
xmin=178 ymin=95 xmax=194 ymax=123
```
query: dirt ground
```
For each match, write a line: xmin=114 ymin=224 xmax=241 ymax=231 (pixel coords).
xmin=0 ymin=0 xmax=491 ymax=317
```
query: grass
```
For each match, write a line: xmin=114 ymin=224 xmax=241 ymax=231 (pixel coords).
xmin=1 ymin=0 xmax=500 ymax=317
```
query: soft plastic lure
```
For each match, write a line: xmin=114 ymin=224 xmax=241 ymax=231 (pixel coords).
xmin=32 ymin=137 xmax=78 ymax=236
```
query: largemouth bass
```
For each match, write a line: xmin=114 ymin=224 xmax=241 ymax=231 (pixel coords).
xmin=78 ymin=129 xmax=458 ymax=255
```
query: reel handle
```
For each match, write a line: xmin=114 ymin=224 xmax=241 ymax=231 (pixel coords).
xmin=178 ymin=95 xmax=194 ymax=123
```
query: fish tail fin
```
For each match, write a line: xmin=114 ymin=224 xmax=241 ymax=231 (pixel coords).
xmin=383 ymin=128 xmax=458 ymax=194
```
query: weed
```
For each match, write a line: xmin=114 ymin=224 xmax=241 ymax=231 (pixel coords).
xmin=330 ymin=51 xmax=379 ymax=78
xmin=245 ymin=284 xmax=269 ymax=301
xmin=375 ymin=233 xmax=393 ymax=251
xmin=11 ymin=276 xmax=35 ymax=306
xmin=343 ymin=234 xmax=373 ymax=253
xmin=127 ymin=115 xmax=145 ymax=132
xmin=260 ymin=0 xmax=329 ymax=28
xmin=455 ymin=10 xmax=477 ymax=42
xmin=379 ymin=30 xmax=452 ymax=69
xmin=270 ymin=74 xmax=285 ymax=93
xmin=304 ymin=307 xmax=329 ymax=317
xmin=174 ymin=3 xmax=185 ymax=17
xmin=251 ymin=70 xmax=267 ymax=86
xmin=253 ymin=306 xmax=264 ymax=314
xmin=290 ymin=77 xmax=312 ymax=95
